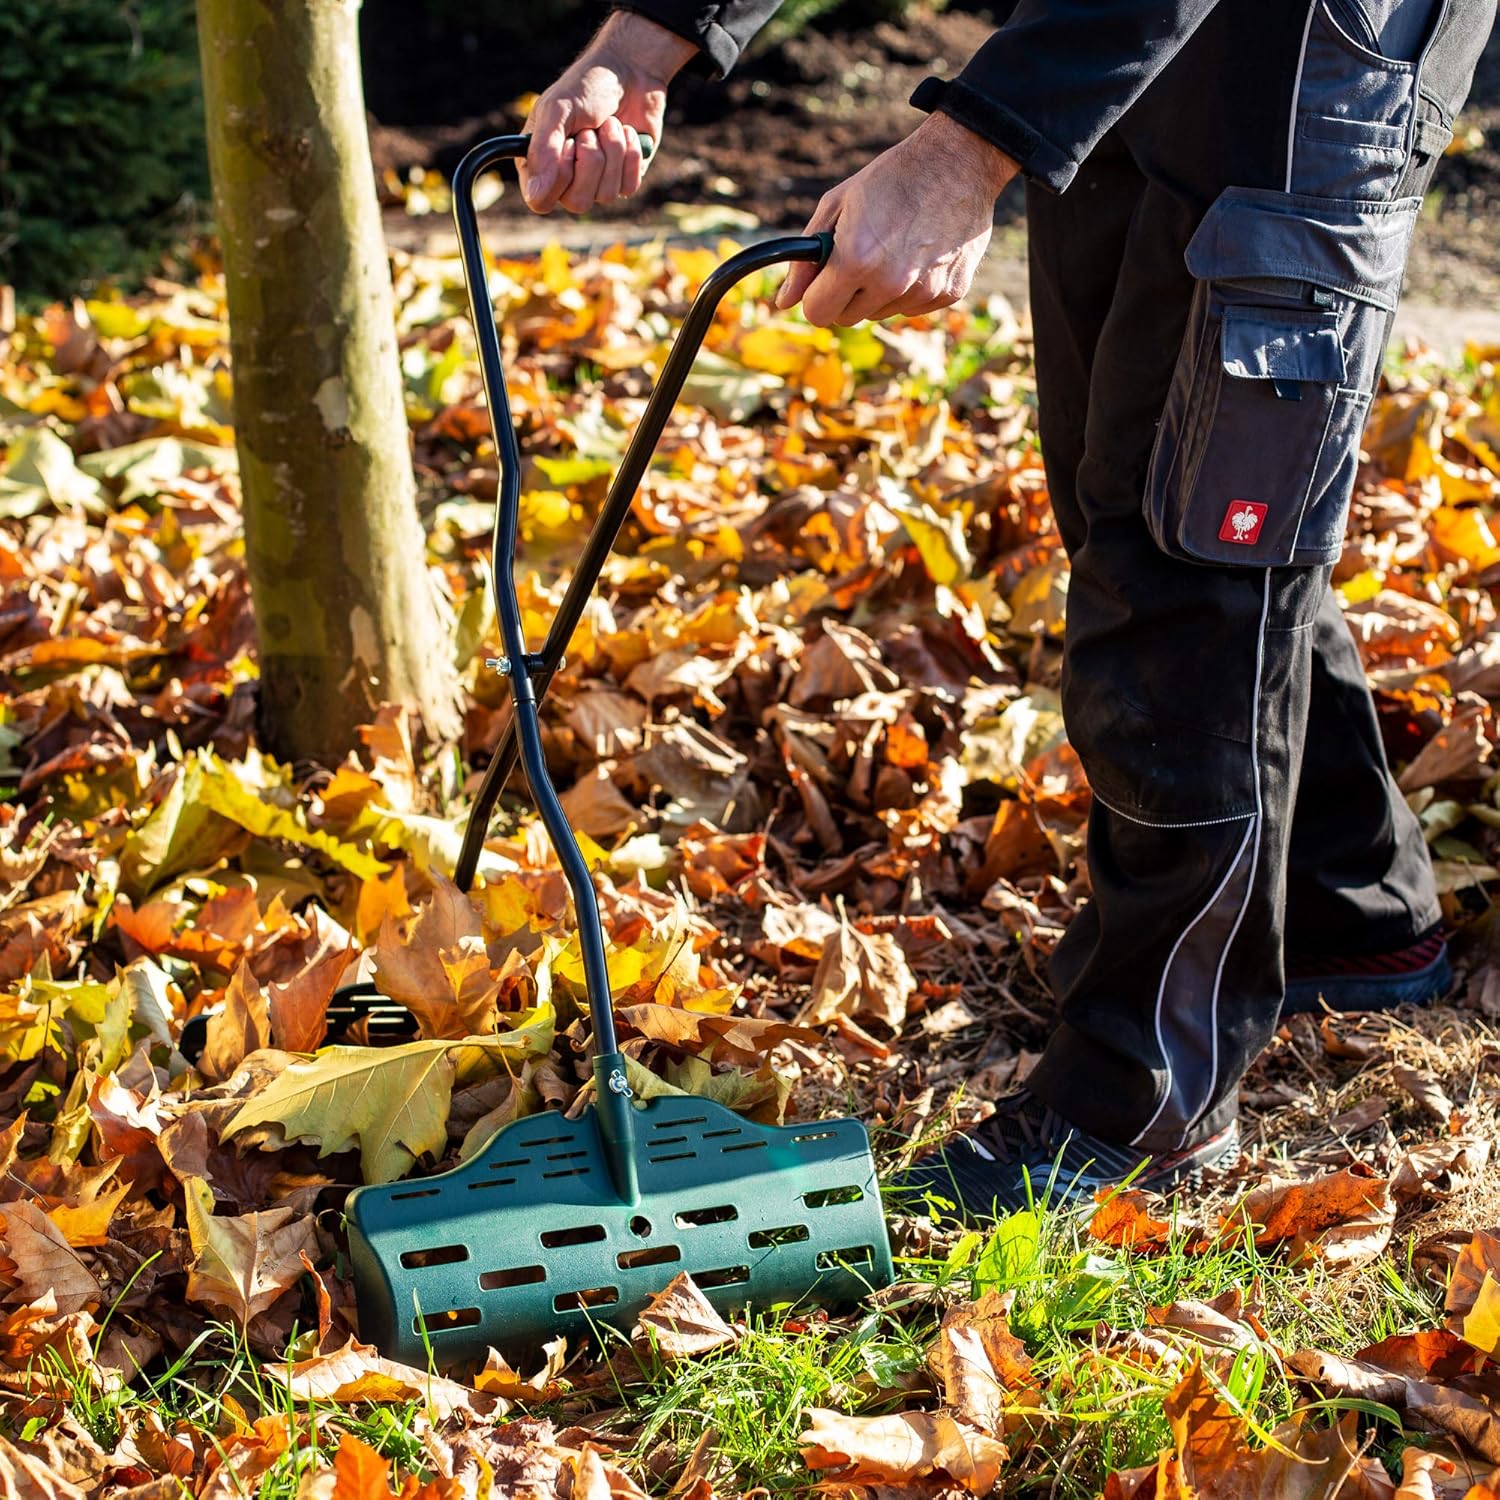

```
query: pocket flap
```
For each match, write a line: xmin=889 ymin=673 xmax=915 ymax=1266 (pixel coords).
xmin=1186 ymin=187 xmax=1420 ymax=310
xmin=1221 ymin=309 xmax=1347 ymax=382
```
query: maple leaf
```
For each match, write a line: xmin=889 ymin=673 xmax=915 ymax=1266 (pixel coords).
xmin=181 ymin=1177 xmax=317 ymax=1328
xmin=222 ymin=1012 xmax=554 ymax=1183
xmin=372 ymin=878 xmax=503 ymax=1039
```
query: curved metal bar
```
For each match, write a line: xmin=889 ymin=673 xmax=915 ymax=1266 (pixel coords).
xmin=449 ymin=134 xmax=831 ymax=1064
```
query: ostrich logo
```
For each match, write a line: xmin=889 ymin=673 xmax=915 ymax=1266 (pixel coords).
xmin=1218 ymin=500 xmax=1268 ymax=545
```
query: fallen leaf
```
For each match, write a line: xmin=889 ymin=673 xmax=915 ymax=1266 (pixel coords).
xmin=182 ymin=1177 xmax=318 ymax=1327
xmin=224 ymin=1014 xmax=553 ymax=1183
xmin=801 ymin=1408 xmax=1005 ymax=1495
xmin=1448 ymin=1231 xmax=1500 ymax=1358
xmin=635 ymin=1273 xmax=740 ymax=1359
xmin=0 ymin=1200 xmax=100 ymax=1315
xmin=262 ymin=1336 xmax=501 ymax=1422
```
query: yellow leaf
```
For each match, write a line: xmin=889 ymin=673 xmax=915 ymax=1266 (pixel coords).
xmin=1461 ymin=1271 xmax=1500 ymax=1357
xmin=879 ymin=481 xmax=972 ymax=587
xmin=539 ymin=241 xmax=576 ymax=296
xmin=48 ymin=1179 xmax=130 ymax=1248
xmin=223 ymin=1010 xmax=554 ymax=1183
xmin=802 ymin=350 xmax=848 ymax=405
xmin=737 ymin=321 xmax=834 ymax=377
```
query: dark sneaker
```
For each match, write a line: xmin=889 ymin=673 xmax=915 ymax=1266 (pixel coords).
xmin=895 ymin=1089 xmax=1241 ymax=1224
xmin=1282 ymin=926 xmax=1451 ymax=1015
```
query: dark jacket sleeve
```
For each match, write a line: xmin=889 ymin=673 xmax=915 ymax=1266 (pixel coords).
xmin=615 ymin=0 xmax=1224 ymax=192
xmin=609 ymin=0 xmax=782 ymax=78
xmin=914 ymin=1 xmax=1223 ymax=192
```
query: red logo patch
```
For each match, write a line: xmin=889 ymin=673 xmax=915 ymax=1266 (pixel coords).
xmin=1219 ymin=501 xmax=1268 ymax=546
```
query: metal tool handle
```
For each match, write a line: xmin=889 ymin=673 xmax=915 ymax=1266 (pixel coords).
xmin=449 ymin=134 xmax=831 ymax=1077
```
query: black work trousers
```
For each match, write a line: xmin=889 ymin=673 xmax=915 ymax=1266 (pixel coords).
xmin=1021 ymin=0 xmax=1491 ymax=1151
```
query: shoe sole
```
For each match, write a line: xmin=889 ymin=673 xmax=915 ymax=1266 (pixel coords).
xmin=1281 ymin=948 xmax=1452 ymax=1016
xmin=1134 ymin=1119 xmax=1242 ymax=1197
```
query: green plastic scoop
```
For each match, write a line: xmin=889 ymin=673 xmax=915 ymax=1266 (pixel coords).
xmin=347 ymin=135 xmax=893 ymax=1367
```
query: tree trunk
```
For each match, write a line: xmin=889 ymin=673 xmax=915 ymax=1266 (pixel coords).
xmin=196 ymin=0 xmax=462 ymax=762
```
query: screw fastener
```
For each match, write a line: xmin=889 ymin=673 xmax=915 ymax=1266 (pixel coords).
xmin=484 ymin=656 xmax=512 ymax=675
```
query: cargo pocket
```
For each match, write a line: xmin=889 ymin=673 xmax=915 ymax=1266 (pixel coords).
xmin=1144 ymin=186 xmax=1418 ymax=568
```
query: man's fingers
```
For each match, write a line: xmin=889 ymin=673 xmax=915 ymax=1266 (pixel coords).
xmin=619 ymin=126 xmax=647 ymax=197
xmin=776 ymin=259 xmax=821 ymax=312
xmin=521 ymin=100 xmax=572 ymax=211
xmin=775 ymin=198 xmax=842 ymax=311
xmin=865 ymin=273 xmax=956 ymax=323
xmin=594 ymin=117 xmax=631 ymax=204
xmin=559 ymin=130 xmax=606 ymax=214
xmin=801 ymin=241 xmax=905 ymax=327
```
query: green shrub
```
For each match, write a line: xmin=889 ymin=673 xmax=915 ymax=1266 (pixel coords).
xmin=0 ymin=0 xmax=207 ymax=300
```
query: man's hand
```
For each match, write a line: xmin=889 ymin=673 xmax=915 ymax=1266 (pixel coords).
xmin=777 ymin=113 xmax=1018 ymax=327
xmin=520 ymin=13 xmax=698 ymax=215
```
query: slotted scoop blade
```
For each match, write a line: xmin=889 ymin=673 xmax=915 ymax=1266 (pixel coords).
xmin=348 ymin=1094 xmax=893 ymax=1366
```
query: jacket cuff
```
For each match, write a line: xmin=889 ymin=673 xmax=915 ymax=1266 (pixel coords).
xmin=609 ymin=2 xmax=740 ymax=77
xmin=909 ymin=75 xmax=1077 ymax=193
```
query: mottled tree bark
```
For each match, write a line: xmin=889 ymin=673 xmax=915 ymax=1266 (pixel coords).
xmin=197 ymin=0 xmax=462 ymax=761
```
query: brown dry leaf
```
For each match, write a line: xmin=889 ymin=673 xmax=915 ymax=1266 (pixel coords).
xmin=635 ymin=1273 xmax=740 ymax=1359
xmin=1397 ymin=698 xmax=1493 ymax=792
xmin=1291 ymin=1346 xmax=1500 ymax=1465
xmin=263 ymin=1336 xmax=502 ymax=1421
xmin=1089 ymin=1191 xmax=1179 ymax=1252
xmin=1226 ymin=1166 xmax=1395 ymax=1267
xmin=197 ymin=1415 xmax=293 ymax=1500
xmin=798 ymin=911 xmax=916 ymax=1030
xmin=1392 ymin=1140 xmax=1492 ymax=1202
xmin=266 ymin=908 xmax=356 ymax=1053
xmin=326 ymin=1432 xmax=400 ymax=1500
xmin=0 ymin=1200 xmax=100 ymax=1316
xmin=927 ymin=1323 xmax=1004 ymax=1437
xmin=1148 ymin=1291 xmax=1264 ymax=1362
xmin=942 ymin=1289 xmax=1035 ymax=1391
xmin=182 ymin=1177 xmax=318 ymax=1327
xmin=1147 ymin=1360 xmax=1391 ymax=1499
xmin=200 ymin=960 xmax=272 ymax=1085
xmin=1447 ymin=1230 xmax=1500 ymax=1358
xmin=0 ymin=1432 xmax=89 ymax=1500
xmin=1394 ymin=1065 xmax=1457 ymax=1124
xmin=801 ymin=1408 xmax=1005 ymax=1495
xmin=475 ymin=1336 xmax=569 ymax=1401
xmin=372 ymin=879 xmax=500 ymax=1039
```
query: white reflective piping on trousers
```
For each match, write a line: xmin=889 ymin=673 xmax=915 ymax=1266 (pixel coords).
xmin=1133 ymin=574 xmax=1271 ymax=1148
xmin=1195 ymin=570 xmax=1272 ymax=1129
xmin=1132 ymin=816 xmax=1255 ymax=1147
xmin=1286 ymin=0 xmax=1317 ymax=190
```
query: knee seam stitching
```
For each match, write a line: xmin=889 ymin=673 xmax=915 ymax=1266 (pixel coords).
xmin=1092 ymin=789 xmax=1255 ymax=831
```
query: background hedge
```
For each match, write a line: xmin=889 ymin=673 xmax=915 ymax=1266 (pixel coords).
xmin=0 ymin=0 xmax=206 ymax=300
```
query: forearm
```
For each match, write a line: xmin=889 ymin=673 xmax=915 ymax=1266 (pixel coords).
xmin=911 ymin=0 xmax=1223 ymax=191
xmin=592 ymin=9 xmax=701 ymax=82
xmin=609 ymin=0 xmax=783 ymax=77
